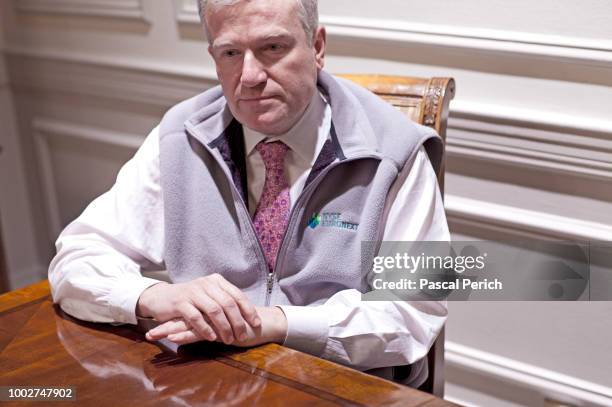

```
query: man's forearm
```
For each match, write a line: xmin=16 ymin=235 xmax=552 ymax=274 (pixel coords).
xmin=50 ymin=249 xmax=161 ymax=325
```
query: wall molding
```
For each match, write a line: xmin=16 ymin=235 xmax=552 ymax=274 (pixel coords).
xmin=15 ymin=0 xmax=148 ymax=21
xmin=448 ymin=101 xmax=612 ymax=183
xmin=4 ymin=46 xmax=218 ymax=81
xmin=5 ymin=48 xmax=218 ymax=107
xmin=173 ymin=2 xmax=612 ymax=67
xmin=319 ymin=16 xmax=612 ymax=87
xmin=451 ymin=100 xmax=612 ymax=138
xmin=445 ymin=195 xmax=612 ymax=241
xmin=446 ymin=341 xmax=612 ymax=406
xmin=320 ymin=16 xmax=612 ymax=66
xmin=174 ymin=0 xmax=199 ymax=24
xmin=32 ymin=117 xmax=143 ymax=240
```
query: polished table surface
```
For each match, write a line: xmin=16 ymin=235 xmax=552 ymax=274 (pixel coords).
xmin=0 ymin=281 xmax=457 ymax=406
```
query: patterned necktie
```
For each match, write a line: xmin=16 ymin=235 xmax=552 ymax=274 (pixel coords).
xmin=253 ymin=141 xmax=291 ymax=272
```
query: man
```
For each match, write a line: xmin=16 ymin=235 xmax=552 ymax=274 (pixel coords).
xmin=49 ymin=0 xmax=449 ymax=388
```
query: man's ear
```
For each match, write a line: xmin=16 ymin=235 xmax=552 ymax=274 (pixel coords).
xmin=313 ymin=26 xmax=326 ymax=71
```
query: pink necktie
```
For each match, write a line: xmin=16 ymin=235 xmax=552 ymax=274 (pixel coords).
xmin=253 ymin=141 xmax=291 ymax=272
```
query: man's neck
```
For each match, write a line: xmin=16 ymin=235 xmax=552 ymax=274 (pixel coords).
xmin=242 ymin=91 xmax=329 ymax=164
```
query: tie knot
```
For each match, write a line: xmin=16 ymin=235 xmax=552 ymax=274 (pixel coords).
xmin=255 ymin=140 xmax=290 ymax=171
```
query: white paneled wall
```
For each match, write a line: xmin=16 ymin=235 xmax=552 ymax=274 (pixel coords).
xmin=0 ymin=1 xmax=611 ymax=406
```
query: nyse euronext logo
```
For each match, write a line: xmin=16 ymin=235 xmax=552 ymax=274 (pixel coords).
xmin=308 ymin=212 xmax=359 ymax=231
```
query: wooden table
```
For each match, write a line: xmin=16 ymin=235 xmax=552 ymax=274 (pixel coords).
xmin=0 ymin=281 xmax=457 ymax=406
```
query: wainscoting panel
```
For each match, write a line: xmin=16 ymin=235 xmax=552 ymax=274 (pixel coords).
xmin=15 ymin=0 xmax=148 ymax=21
xmin=32 ymin=118 xmax=143 ymax=239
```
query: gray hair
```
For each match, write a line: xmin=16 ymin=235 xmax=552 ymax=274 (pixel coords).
xmin=198 ymin=0 xmax=319 ymax=46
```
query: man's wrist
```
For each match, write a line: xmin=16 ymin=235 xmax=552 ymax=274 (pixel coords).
xmin=256 ymin=306 xmax=287 ymax=344
xmin=136 ymin=282 xmax=168 ymax=318
xmin=270 ymin=306 xmax=288 ymax=344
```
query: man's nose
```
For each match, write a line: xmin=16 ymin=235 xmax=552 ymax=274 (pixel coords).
xmin=240 ymin=51 xmax=267 ymax=88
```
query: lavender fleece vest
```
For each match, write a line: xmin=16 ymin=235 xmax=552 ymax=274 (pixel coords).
xmin=158 ymin=70 xmax=442 ymax=308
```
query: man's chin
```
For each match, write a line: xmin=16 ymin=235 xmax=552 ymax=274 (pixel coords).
xmin=243 ymin=115 xmax=290 ymax=136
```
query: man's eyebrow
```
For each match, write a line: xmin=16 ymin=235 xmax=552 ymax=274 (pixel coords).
xmin=259 ymin=33 xmax=293 ymax=42
xmin=211 ymin=41 xmax=236 ymax=51
xmin=212 ymin=33 xmax=293 ymax=50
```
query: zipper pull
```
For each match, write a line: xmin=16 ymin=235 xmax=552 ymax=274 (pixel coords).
xmin=267 ymin=272 xmax=274 ymax=294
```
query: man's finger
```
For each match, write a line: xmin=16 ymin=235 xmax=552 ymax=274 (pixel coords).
xmin=146 ymin=318 xmax=189 ymax=341
xmin=219 ymin=280 xmax=262 ymax=328
xmin=203 ymin=285 xmax=248 ymax=343
xmin=191 ymin=289 xmax=235 ymax=344
xmin=177 ymin=302 xmax=217 ymax=342
xmin=167 ymin=330 xmax=200 ymax=345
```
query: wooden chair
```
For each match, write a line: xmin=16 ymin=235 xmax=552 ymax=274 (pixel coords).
xmin=339 ymin=74 xmax=456 ymax=398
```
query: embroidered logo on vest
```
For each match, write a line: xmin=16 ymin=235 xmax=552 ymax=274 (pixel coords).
xmin=307 ymin=212 xmax=359 ymax=231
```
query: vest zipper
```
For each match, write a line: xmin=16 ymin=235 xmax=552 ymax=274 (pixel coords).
xmin=268 ymin=154 xmax=382 ymax=306
xmin=266 ymin=272 xmax=274 ymax=295
xmin=226 ymin=185 xmax=271 ymax=300
xmin=184 ymin=128 xmax=271 ymax=303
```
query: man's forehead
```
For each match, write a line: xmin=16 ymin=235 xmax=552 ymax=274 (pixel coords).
xmin=207 ymin=1 xmax=302 ymax=47
xmin=206 ymin=0 xmax=298 ymax=25
xmin=206 ymin=0 xmax=300 ymax=32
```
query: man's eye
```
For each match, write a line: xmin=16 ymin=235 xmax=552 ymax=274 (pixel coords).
xmin=264 ymin=44 xmax=284 ymax=52
xmin=222 ymin=50 xmax=240 ymax=57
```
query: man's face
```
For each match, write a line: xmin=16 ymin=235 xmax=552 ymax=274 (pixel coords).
xmin=206 ymin=0 xmax=326 ymax=135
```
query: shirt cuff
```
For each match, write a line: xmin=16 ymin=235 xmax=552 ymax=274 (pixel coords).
xmin=108 ymin=276 xmax=164 ymax=325
xmin=276 ymin=305 xmax=329 ymax=357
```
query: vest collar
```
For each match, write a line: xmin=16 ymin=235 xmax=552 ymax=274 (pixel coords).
xmin=183 ymin=70 xmax=382 ymax=161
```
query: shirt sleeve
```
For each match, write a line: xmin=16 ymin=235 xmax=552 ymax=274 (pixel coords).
xmin=48 ymin=126 xmax=166 ymax=325
xmin=278 ymin=146 xmax=449 ymax=372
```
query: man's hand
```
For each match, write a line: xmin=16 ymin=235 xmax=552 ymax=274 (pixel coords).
xmin=136 ymin=274 xmax=261 ymax=345
xmin=145 ymin=306 xmax=287 ymax=347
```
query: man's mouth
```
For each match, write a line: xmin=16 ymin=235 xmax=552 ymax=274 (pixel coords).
xmin=240 ymin=96 xmax=275 ymax=102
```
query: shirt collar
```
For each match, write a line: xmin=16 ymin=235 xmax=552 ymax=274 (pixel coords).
xmin=243 ymin=91 xmax=328 ymax=165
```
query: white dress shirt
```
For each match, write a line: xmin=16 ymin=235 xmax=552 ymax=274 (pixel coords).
xmin=49 ymin=91 xmax=449 ymax=387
